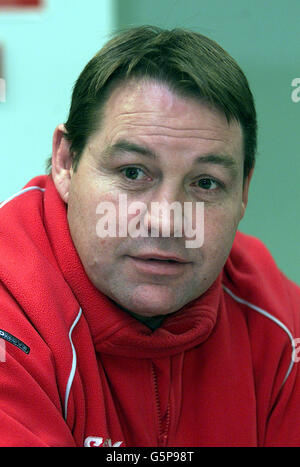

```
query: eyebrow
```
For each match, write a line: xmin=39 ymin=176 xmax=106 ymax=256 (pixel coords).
xmin=103 ymin=139 xmax=239 ymax=175
xmin=103 ymin=140 xmax=157 ymax=160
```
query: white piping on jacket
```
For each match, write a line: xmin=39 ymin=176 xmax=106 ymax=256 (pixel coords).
xmin=0 ymin=186 xmax=45 ymax=209
xmin=64 ymin=308 xmax=82 ymax=421
xmin=223 ymin=285 xmax=296 ymax=388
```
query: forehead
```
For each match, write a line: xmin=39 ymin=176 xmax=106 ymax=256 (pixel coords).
xmin=93 ymin=79 xmax=243 ymax=159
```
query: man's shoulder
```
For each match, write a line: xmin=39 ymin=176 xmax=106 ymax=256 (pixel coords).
xmin=223 ymin=230 xmax=300 ymax=334
xmin=0 ymin=175 xmax=51 ymax=265
xmin=0 ymin=175 xmax=47 ymax=216
xmin=229 ymin=230 xmax=282 ymax=272
xmin=0 ymin=176 xmax=49 ymax=240
xmin=0 ymin=175 xmax=71 ymax=305
xmin=226 ymin=230 xmax=299 ymax=290
xmin=0 ymin=175 xmax=79 ymax=340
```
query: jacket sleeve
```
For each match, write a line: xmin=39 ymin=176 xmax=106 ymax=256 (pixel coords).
xmin=0 ymin=289 xmax=76 ymax=447
xmin=263 ymin=274 xmax=300 ymax=447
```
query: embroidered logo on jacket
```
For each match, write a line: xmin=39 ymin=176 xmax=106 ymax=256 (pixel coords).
xmin=84 ymin=436 xmax=123 ymax=447
xmin=0 ymin=330 xmax=30 ymax=354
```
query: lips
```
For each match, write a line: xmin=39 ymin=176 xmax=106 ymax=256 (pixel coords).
xmin=132 ymin=253 xmax=189 ymax=263
xmin=127 ymin=253 xmax=191 ymax=276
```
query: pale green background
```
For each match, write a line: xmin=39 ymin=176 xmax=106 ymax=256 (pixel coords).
xmin=1 ymin=0 xmax=299 ymax=284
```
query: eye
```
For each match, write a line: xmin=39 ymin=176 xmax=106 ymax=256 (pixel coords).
xmin=120 ymin=167 xmax=147 ymax=181
xmin=197 ymin=178 xmax=218 ymax=190
xmin=193 ymin=177 xmax=220 ymax=190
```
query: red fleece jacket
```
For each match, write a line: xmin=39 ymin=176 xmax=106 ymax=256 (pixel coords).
xmin=0 ymin=175 xmax=300 ymax=447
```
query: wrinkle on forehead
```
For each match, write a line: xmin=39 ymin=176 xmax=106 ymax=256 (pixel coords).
xmin=88 ymin=79 xmax=243 ymax=159
xmin=110 ymin=115 xmax=230 ymax=134
xmin=105 ymin=118 xmax=240 ymax=148
xmin=106 ymin=112 xmax=240 ymax=142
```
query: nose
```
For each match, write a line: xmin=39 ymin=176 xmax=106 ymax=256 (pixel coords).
xmin=142 ymin=186 xmax=185 ymax=238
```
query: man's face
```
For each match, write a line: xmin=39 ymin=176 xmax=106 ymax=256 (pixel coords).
xmin=65 ymin=79 xmax=250 ymax=317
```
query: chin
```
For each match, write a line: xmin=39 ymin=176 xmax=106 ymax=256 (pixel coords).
xmin=127 ymin=284 xmax=187 ymax=317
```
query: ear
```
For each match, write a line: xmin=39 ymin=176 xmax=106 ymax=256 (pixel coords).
xmin=52 ymin=124 xmax=73 ymax=203
xmin=240 ymin=167 xmax=254 ymax=220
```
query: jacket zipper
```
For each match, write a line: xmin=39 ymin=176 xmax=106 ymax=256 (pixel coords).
xmin=151 ymin=363 xmax=170 ymax=447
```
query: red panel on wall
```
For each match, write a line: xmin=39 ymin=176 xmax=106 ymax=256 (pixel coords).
xmin=0 ymin=0 xmax=41 ymax=7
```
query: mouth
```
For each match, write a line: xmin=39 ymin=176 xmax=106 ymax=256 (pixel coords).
xmin=127 ymin=253 xmax=191 ymax=276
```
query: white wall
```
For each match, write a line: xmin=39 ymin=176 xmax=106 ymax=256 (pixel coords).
xmin=0 ymin=0 xmax=115 ymax=200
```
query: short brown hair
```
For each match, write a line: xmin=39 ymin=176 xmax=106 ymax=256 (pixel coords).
xmin=47 ymin=25 xmax=257 ymax=178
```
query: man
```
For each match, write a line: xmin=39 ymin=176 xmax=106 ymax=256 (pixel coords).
xmin=0 ymin=25 xmax=300 ymax=447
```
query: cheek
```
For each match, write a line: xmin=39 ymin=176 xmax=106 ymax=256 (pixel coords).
xmin=67 ymin=180 xmax=106 ymax=262
xmin=68 ymin=192 xmax=97 ymax=238
xmin=203 ymin=204 xmax=240 ymax=253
